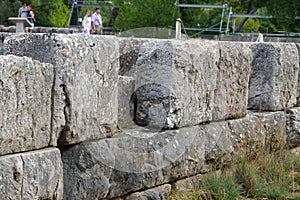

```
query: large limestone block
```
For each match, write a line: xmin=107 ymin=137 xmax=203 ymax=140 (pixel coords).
xmin=61 ymin=126 xmax=202 ymax=199
xmin=0 ymin=148 xmax=63 ymax=200
xmin=124 ymin=184 xmax=171 ymax=200
xmin=0 ymin=55 xmax=53 ymax=156
xmin=286 ymin=107 xmax=300 ymax=148
xmin=61 ymin=139 xmax=114 ymax=200
xmin=229 ymin=111 xmax=286 ymax=159
xmin=119 ymin=38 xmax=252 ymax=129
xmin=213 ymin=41 xmax=252 ymax=120
xmin=61 ymin=111 xmax=286 ymax=199
xmin=249 ymin=43 xmax=299 ymax=111
xmin=4 ymin=34 xmax=119 ymax=145
xmin=172 ymin=174 xmax=203 ymax=194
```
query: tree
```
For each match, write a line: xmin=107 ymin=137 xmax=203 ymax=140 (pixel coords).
xmin=0 ymin=0 xmax=22 ymax=26
xmin=112 ymin=0 xmax=180 ymax=31
xmin=266 ymin=0 xmax=300 ymax=32
xmin=29 ymin=0 xmax=70 ymax=27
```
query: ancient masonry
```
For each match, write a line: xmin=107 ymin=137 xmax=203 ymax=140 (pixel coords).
xmin=0 ymin=33 xmax=300 ymax=199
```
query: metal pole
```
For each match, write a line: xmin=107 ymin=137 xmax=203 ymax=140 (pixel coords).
xmin=219 ymin=3 xmax=227 ymax=32
xmin=225 ymin=6 xmax=232 ymax=35
xmin=176 ymin=18 xmax=182 ymax=39
xmin=67 ymin=0 xmax=76 ymax=27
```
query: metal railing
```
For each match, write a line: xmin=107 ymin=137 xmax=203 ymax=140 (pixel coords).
xmin=175 ymin=0 xmax=228 ymax=34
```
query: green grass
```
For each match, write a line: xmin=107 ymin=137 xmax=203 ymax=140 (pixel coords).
xmin=202 ymin=172 xmax=243 ymax=200
xmin=169 ymin=150 xmax=300 ymax=200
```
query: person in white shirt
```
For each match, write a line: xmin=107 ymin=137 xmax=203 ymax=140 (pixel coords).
xmin=91 ymin=8 xmax=103 ymax=35
xmin=18 ymin=1 xmax=28 ymax=18
xmin=82 ymin=10 xmax=92 ymax=35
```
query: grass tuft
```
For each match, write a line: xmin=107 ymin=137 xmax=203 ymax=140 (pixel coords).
xmin=169 ymin=150 xmax=300 ymax=200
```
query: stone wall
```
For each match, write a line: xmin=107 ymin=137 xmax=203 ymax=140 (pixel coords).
xmin=0 ymin=25 xmax=81 ymax=34
xmin=219 ymin=34 xmax=300 ymax=43
xmin=1 ymin=33 xmax=300 ymax=199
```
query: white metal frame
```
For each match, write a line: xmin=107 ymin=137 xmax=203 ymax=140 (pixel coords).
xmin=175 ymin=0 xmax=228 ymax=34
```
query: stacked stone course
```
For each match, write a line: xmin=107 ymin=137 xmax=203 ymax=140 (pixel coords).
xmin=0 ymin=33 xmax=300 ymax=199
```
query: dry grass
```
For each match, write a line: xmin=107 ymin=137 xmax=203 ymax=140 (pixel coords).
xmin=169 ymin=113 xmax=300 ymax=200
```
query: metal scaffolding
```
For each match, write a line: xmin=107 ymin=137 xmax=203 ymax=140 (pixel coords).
xmin=175 ymin=0 xmax=300 ymax=36
xmin=225 ymin=6 xmax=300 ymax=35
xmin=175 ymin=0 xmax=228 ymax=34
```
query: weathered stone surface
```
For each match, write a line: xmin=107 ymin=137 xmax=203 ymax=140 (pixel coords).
xmin=33 ymin=27 xmax=81 ymax=34
xmin=118 ymin=27 xmax=178 ymax=39
xmin=118 ymin=76 xmax=136 ymax=129
xmin=212 ymin=41 xmax=251 ymax=121
xmin=0 ymin=55 xmax=53 ymax=156
xmin=61 ymin=139 xmax=114 ymax=200
xmin=125 ymin=184 xmax=171 ymax=200
xmin=286 ymin=107 xmax=300 ymax=148
xmin=219 ymin=35 xmax=300 ymax=43
xmin=118 ymin=38 xmax=149 ymax=76
xmin=291 ymin=146 xmax=300 ymax=156
xmin=0 ymin=26 xmax=16 ymax=33
xmin=61 ymin=111 xmax=286 ymax=199
xmin=248 ymin=43 xmax=299 ymax=111
xmin=0 ymin=25 xmax=81 ymax=34
xmin=172 ymin=174 xmax=203 ymax=194
xmin=0 ymin=148 xmax=63 ymax=200
xmin=229 ymin=111 xmax=286 ymax=159
xmin=220 ymin=34 xmax=280 ymax=42
xmin=296 ymin=43 xmax=300 ymax=106
xmin=4 ymin=34 xmax=119 ymax=145
xmin=0 ymin=33 xmax=12 ymax=55
xmin=0 ymin=154 xmax=23 ymax=199
xmin=119 ymin=38 xmax=252 ymax=129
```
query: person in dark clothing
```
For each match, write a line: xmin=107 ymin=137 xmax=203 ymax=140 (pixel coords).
xmin=25 ymin=4 xmax=35 ymax=33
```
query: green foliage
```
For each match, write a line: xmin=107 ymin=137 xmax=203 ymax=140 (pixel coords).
xmin=253 ymin=7 xmax=276 ymax=33
xmin=234 ymin=18 xmax=260 ymax=32
xmin=112 ymin=0 xmax=180 ymax=31
xmin=266 ymin=0 xmax=300 ymax=32
xmin=0 ymin=0 xmax=69 ymax=27
xmin=29 ymin=0 xmax=70 ymax=27
xmin=62 ymin=0 xmax=73 ymax=8
xmin=0 ymin=0 xmax=21 ymax=26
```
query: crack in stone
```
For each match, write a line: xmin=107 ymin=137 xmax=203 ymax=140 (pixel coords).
xmin=49 ymin=65 xmax=56 ymax=147
xmin=57 ymin=83 xmax=72 ymax=144
xmin=20 ymin=155 xmax=25 ymax=200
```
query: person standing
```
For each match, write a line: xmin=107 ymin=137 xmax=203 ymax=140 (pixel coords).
xmin=18 ymin=1 xmax=28 ymax=18
xmin=82 ymin=10 xmax=92 ymax=35
xmin=91 ymin=8 xmax=103 ymax=35
xmin=25 ymin=4 xmax=35 ymax=33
